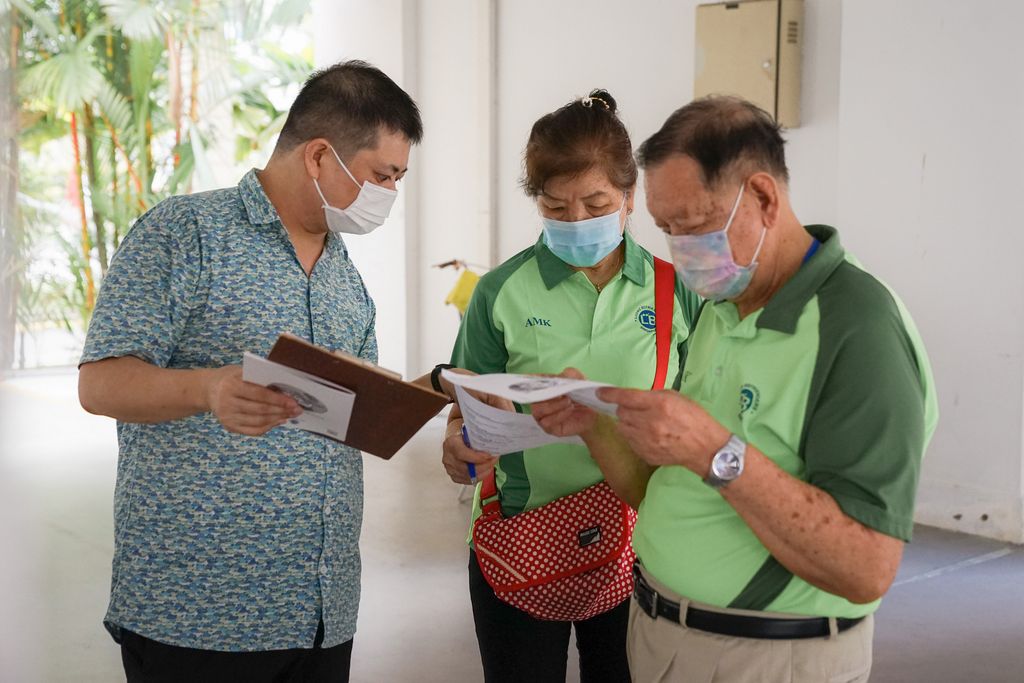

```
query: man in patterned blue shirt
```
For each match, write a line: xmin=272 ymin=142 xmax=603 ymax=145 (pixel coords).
xmin=78 ymin=60 xmax=422 ymax=682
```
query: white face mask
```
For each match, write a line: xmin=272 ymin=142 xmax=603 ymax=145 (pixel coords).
xmin=313 ymin=146 xmax=398 ymax=235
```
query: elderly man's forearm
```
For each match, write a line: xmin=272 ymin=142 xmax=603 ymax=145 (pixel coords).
xmin=721 ymin=447 xmax=904 ymax=604
xmin=583 ymin=416 xmax=654 ymax=509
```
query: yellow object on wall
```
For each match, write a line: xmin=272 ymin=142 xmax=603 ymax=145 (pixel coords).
xmin=445 ymin=269 xmax=481 ymax=316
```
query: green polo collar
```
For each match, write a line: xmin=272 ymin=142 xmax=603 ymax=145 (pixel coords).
xmin=534 ymin=231 xmax=647 ymax=290
xmin=756 ymin=224 xmax=845 ymax=334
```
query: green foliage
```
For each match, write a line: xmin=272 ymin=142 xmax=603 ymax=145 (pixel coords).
xmin=10 ymin=0 xmax=313 ymax=367
xmin=100 ymin=0 xmax=169 ymax=42
xmin=14 ymin=163 xmax=73 ymax=331
xmin=20 ymin=23 xmax=108 ymax=112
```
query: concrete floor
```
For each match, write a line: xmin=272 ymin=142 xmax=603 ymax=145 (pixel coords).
xmin=1 ymin=371 xmax=1022 ymax=682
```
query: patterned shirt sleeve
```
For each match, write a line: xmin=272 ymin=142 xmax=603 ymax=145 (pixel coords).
xmin=80 ymin=196 xmax=202 ymax=368
xmin=358 ymin=298 xmax=379 ymax=364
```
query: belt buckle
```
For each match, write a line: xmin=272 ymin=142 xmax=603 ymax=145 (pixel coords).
xmin=634 ymin=571 xmax=660 ymax=620
xmin=646 ymin=590 xmax=659 ymax=620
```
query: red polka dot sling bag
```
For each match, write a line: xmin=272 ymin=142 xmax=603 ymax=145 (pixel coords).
xmin=471 ymin=257 xmax=676 ymax=621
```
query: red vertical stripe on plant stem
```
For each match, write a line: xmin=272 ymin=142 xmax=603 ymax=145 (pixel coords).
xmin=69 ymin=111 xmax=96 ymax=311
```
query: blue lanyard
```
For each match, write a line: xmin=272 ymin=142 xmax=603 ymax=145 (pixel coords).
xmin=802 ymin=239 xmax=821 ymax=264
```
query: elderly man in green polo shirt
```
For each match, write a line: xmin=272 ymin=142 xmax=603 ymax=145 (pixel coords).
xmin=533 ymin=95 xmax=938 ymax=682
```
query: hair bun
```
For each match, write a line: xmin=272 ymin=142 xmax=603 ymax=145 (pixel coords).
xmin=580 ymin=88 xmax=618 ymax=114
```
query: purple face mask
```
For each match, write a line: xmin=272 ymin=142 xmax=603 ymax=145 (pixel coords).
xmin=665 ymin=184 xmax=766 ymax=301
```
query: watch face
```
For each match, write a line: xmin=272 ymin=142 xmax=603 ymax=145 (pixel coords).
xmin=712 ymin=451 xmax=742 ymax=480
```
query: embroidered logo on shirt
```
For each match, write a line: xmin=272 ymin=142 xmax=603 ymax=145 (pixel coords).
xmin=739 ymin=384 xmax=761 ymax=417
xmin=634 ymin=305 xmax=656 ymax=332
xmin=525 ymin=317 xmax=552 ymax=327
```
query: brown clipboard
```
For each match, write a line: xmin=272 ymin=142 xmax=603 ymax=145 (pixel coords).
xmin=267 ymin=333 xmax=450 ymax=459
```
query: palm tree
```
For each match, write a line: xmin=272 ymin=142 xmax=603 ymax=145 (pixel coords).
xmin=5 ymin=0 xmax=312 ymax=370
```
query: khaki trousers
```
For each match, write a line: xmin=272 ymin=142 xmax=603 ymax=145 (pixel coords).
xmin=627 ymin=567 xmax=873 ymax=683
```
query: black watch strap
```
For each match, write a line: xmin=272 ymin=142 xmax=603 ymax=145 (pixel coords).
xmin=431 ymin=363 xmax=456 ymax=399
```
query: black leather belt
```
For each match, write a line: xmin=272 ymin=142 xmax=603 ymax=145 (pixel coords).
xmin=633 ymin=565 xmax=864 ymax=640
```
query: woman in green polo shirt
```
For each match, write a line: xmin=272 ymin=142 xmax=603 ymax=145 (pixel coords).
xmin=440 ymin=90 xmax=701 ymax=683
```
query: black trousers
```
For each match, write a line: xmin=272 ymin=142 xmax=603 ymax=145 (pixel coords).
xmin=120 ymin=621 xmax=352 ymax=683
xmin=469 ymin=551 xmax=631 ymax=683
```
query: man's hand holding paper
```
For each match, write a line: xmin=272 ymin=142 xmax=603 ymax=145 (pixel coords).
xmin=208 ymin=364 xmax=304 ymax=437
xmin=527 ymin=368 xmax=606 ymax=440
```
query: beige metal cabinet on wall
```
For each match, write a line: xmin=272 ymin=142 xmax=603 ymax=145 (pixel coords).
xmin=695 ymin=0 xmax=804 ymax=127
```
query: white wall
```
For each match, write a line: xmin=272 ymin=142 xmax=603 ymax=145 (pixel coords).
xmin=836 ymin=0 xmax=1024 ymax=542
xmin=311 ymin=0 xmax=414 ymax=378
xmin=784 ymin=0 xmax=841 ymax=225
xmin=494 ymin=0 xmax=843 ymax=260
xmin=483 ymin=0 xmax=1024 ymax=542
xmin=495 ymin=0 xmax=690 ymax=263
xmin=413 ymin=0 xmax=495 ymax=377
xmin=311 ymin=0 xmax=495 ymax=380
xmin=320 ymin=0 xmax=1024 ymax=542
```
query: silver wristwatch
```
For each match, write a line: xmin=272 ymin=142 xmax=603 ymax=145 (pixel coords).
xmin=703 ymin=435 xmax=747 ymax=489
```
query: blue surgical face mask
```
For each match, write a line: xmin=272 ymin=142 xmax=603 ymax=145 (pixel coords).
xmin=541 ymin=200 xmax=625 ymax=267
xmin=666 ymin=184 xmax=766 ymax=301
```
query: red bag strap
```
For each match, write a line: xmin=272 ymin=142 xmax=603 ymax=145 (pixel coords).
xmin=651 ymin=257 xmax=675 ymax=391
xmin=478 ymin=257 xmax=675 ymax=515
xmin=480 ymin=465 xmax=502 ymax=519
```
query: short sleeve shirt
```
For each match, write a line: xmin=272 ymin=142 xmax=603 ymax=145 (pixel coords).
xmin=80 ymin=170 xmax=378 ymax=651
xmin=632 ymin=225 xmax=939 ymax=619
xmin=451 ymin=233 xmax=701 ymax=521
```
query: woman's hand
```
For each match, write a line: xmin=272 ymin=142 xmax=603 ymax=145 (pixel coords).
xmin=442 ymin=417 xmax=499 ymax=485
xmin=440 ymin=367 xmax=516 ymax=412
xmin=436 ymin=367 xmax=507 ymax=486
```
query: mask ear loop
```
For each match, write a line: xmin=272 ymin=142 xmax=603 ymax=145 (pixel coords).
xmin=617 ymin=193 xmax=629 ymax=229
xmin=328 ymin=144 xmax=362 ymax=188
xmin=748 ymin=225 xmax=768 ymax=266
xmin=312 ymin=178 xmax=331 ymax=209
xmin=615 ymin=194 xmax=628 ymax=215
xmin=721 ymin=184 xmax=746 ymax=234
xmin=722 ymin=182 xmax=766 ymax=266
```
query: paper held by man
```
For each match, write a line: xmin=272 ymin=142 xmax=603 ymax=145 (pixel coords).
xmin=441 ymin=370 xmax=619 ymax=415
xmin=242 ymin=353 xmax=357 ymax=442
xmin=443 ymin=370 xmax=621 ymax=456
xmin=453 ymin=385 xmax=584 ymax=456
xmin=244 ymin=334 xmax=450 ymax=459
